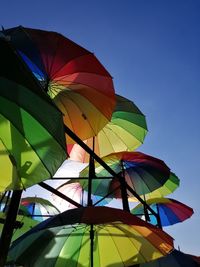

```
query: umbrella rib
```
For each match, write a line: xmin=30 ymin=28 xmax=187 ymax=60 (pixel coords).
xmin=51 ymin=77 xmax=114 ymax=117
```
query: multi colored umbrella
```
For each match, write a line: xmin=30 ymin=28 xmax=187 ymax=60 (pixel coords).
xmin=131 ymin=197 xmax=194 ymax=227
xmin=129 ymin=172 xmax=180 ymax=202
xmin=2 ymin=26 xmax=116 ymax=143
xmin=20 ymin=197 xmax=60 ymax=221
xmin=80 ymin=152 xmax=171 ymax=199
xmin=51 ymin=182 xmax=111 ymax=211
xmin=69 ymin=94 xmax=148 ymax=162
xmin=0 ymin=76 xmax=66 ymax=192
xmin=7 ymin=206 xmax=174 ymax=267
xmin=0 ymin=37 xmax=67 ymax=265
xmin=0 ymin=196 xmax=60 ymax=221
xmin=132 ymin=249 xmax=199 ymax=267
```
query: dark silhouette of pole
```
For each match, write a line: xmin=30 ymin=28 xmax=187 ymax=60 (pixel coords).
xmin=0 ymin=190 xmax=23 ymax=267
xmin=39 ymin=182 xmax=82 ymax=208
xmin=120 ymin=160 xmax=130 ymax=212
xmin=64 ymin=125 xmax=157 ymax=218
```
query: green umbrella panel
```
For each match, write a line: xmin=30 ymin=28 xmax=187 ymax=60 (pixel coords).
xmin=129 ymin=172 xmax=180 ymax=202
xmin=69 ymin=94 xmax=148 ymax=163
xmin=0 ymin=76 xmax=67 ymax=192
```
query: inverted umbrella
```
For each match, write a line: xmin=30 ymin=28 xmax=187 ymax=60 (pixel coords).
xmin=80 ymin=152 xmax=171 ymax=199
xmin=131 ymin=197 xmax=194 ymax=227
xmin=129 ymin=172 xmax=180 ymax=202
xmin=51 ymin=182 xmax=111 ymax=211
xmin=132 ymin=249 xmax=199 ymax=267
xmin=8 ymin=206 xmax=173 ymax=267
xmin=69 ymin=94 xmax=148 ymax=162
xmin=2 ymin=26 xmax=116 ymax=143
xmin=20 ymin=197 xmax=60 ymax=221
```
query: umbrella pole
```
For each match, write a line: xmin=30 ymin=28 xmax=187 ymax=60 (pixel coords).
xmin=88 ymin=154 xmax=94 ymax=206
xmin=120 ymin=161 xmax=130 ymax=212
xmin=143 ymin=195 xmax=151 ymax=222
xmin=88 ymin=137 xmax=96 ymax=206
xmin=0 ymin=189 xmax=23 ymax=267
xmin=64 ymin=125 xmax=154 ymax=215
xmin=156 ymin=203 xmax=162 ymax=229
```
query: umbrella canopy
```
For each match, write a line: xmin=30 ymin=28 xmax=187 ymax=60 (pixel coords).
xmin=79 ymin=152 xmax=171 ymax=199
xmin=131 ymin=197 xmax=194 ymax=227
xmin=0 ymin=37 xmax=67 ymax=265
xmin=8 ymin=206 xmax=174 ymax=267
xmin=1 ymin=26 xmax=116 ymax=143
xmin=0 ymin=196 xmax=60 ymax=221
xmin=69 ymin=94 xmax=148 ymax=162
xmin=0 ymin=212 xmax=38 ymax=242
xmin=20 ymin=197 xmax=60 ymax=221
xmin=129 ymin=172 xmax=180 ymax=202
xmin=132 ymin=249 xmax=199 ymax=267
xmin=51 ymin=182 xmax=111 ymax=212
xmin=0 ymin=35 xmax=67 ymax=192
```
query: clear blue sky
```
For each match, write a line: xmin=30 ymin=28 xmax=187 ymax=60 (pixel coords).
xmin=1 ymin=0 xmax=200 ymax=255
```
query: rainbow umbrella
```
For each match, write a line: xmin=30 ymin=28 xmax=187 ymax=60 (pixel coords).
xmin=69 ymin=94 xmax=148 ymax=162
xmin=0 ymin=196 xmax=60 ymax=221
xmin=7 ymin=207 xmax=174 ymax=267
xmin=0 ymin=37 xmax=67 ymax=265
xmin=131 ymin=197 xmax=194 ymax=227
xmin=129 ymin=172 xmax=180 ymax=202
xmin=20 ymin=197 xmax=60 ymax=221
xmin=1 ymin=26 xmax=116 ymax=143
xmin=0 ymin=38 xmax=67 ymax=192
xmin=51 ymin=182 xmax=111 ymax=211
xmin=132 ymin=249 xmax=199 ymax=267
xmin=79 ymin=152 xmax=171 ymax=199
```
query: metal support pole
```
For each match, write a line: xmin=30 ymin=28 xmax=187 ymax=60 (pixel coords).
xmin=156 ymin=203 xmax=162 ymax=229
xmin=0 ymin=190 xmax=23 ymax=267
xmin=39 ymin=182 xmax=82 ymax=208
xmin=64 ymin=125 xmax=156 ymax=217
xmin=88 ymin=155 xmax=95 ymax=206
xmin=120 ymin=160 xmax=130 ymax=212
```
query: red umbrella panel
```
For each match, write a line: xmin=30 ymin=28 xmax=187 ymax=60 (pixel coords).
xmin=2 ymin=26 xmax=116 ymax=143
